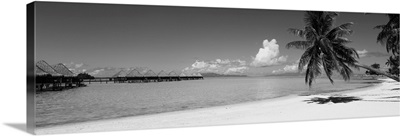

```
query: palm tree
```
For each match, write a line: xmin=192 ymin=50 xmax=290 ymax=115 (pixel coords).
xmin=375 ymin=14 xmax=399 ymax=77
xmin=385 ymin=55 xmax=399 ymax=76
xmin=287 ymin=11 xmax=399 ymax=87
xmin=374 ymin=14 xmax=399 ymax=55
xmin=385 ymin=55 xmax=398 ymax=67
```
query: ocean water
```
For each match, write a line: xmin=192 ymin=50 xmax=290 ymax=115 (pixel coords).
xmin=35 ymin=77 xmax=378 ymax=127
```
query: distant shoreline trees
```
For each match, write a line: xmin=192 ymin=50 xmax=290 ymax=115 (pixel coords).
xmin=77 ymin=73 xmax=95 ymax=79
xmin=365 ymin=63 xmax=380 ymax=75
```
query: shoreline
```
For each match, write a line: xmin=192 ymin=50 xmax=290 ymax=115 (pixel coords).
xmin=35 ymin=78 xmax=399 ymax=134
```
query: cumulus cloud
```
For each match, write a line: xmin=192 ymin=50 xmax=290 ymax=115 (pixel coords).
xmin=272 ymin=63 xmax=299 ymax=74
xmin=250 ymin=39 xmax=288 ymax=67
xmin=75 ymin=63 xmax=84 ymax=68
xmin=357 ymin=49 xmax=368 ymax=58
xmin=272 ymin=59 xmax=307 ymax=74
xmin=224 ymin=66 xmax=249 ymax=74
xmin=191 ymin=60 xmax=208 ymax=69
xmin=183 ymin=59 xmax=249 ymax=75
xmin=89 ymin=69 xmax=104 ymax=75
xmin=63 ymin=62 xmax=91 ymax=73
xmin=357 ymin=49 xmax=390 ymax=58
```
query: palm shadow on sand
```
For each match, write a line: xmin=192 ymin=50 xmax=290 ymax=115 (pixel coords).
xmin=304 ymin=96 xmax=362 ymax=104
xmin=391 ymin=88 xmax=400 ymax=91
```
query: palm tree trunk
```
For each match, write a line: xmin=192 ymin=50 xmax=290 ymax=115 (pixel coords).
xmin=355 ymin=63 xmax=399 ymax=82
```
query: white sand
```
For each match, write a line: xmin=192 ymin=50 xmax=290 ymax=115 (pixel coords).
xmin=35 ymin=79 xmax=400 ymax=134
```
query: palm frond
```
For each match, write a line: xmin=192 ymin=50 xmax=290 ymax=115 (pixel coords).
xmin=304 ymin=26 xmax=318 ymax=41
xmin=288 ymin=28 xmax=306 ymax=38
xmin=286 ymin=41 xmax=312 ymax=49
xmin=305 ymin=52 xmax=321 ymax=86
xmin=319 ymin=38 xmax=340 ymax=71
xmin=333 ymin=37 xmax=352 ymax=45
xmin=327 ymin=22 xmax=354 ymax=39
xmin=322 ymin=54 xmax=335 ymax=84
xmin=298 ymin=47 xmax=315 ymax=72
xmin=374 ymin=24 xmax=386 ymax=29
xmin=337 ymin=61 xmax=353 ymax=81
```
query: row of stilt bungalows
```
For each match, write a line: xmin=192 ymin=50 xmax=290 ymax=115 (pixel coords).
xmin=35 ymin=60 xmax=84 ymax=91
xmin=111 ymin=69 xmax=203 ymax=83
xmin=36 ymin=60 xmax=204 ymax=90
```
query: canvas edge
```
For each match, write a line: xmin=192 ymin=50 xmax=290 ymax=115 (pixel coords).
xmin=27 ymin=1 xmax=36 ymax=134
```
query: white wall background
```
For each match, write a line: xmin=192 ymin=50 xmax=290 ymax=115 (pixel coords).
xmin=0 ymin=0 xmax=399 ymax=135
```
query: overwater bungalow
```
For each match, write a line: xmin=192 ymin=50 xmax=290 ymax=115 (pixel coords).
xmin=36 ymin=60 xmax=63 ymax=91
xmin=52 ymin=63 xmax=82 ymax=87
xmin=179 ymin=72 xmax=189 ymax=80
xmin=143 ymin=70 xmax=158 ymax=82
xmin=35 ymin=60 xmax=85 ymax=91
xmin=157 ymin=70 xmax=169 ymax=82
xmin=126 ymin=68 xmax=143 ymax=83
xmin=36 ymin=60 xmax=62 ymax=76
xmin=36 ymin=60 xmax=89 ymax=91
xmin=168 ymin=71 xmax=180 ymax=81
xmin=52 ymin=63 xmax=74 ymax=77
xmin=190 ymin=73 xmax=204 ymax=80
xmin=112 ymin=69 xmax=129 ymax=83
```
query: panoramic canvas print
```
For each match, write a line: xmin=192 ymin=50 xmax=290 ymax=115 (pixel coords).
xmin=28 ymin=1 xmax=400 ymax=134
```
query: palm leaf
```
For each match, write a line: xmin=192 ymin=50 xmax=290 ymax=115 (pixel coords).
xmin=288 ymin=28 xmax=306 ymax=38
xmin=286 ymin=41 xmax=312 ymax=49
xmin=322 ymin=54 xmax=334 ymax=83
xmin=327 ymin=22 xmax=354 ymax=39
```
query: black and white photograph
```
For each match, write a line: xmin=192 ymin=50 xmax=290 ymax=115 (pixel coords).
xmin=25 ymin=1 xmax=399 ymax=134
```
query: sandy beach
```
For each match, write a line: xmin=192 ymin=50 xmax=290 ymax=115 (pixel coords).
xmin=35 ymin=78 xmax=400 ymax=134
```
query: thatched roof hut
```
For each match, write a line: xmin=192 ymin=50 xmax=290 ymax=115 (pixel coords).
xmin=112 ymin=69 xmax=129 ymax=77
xmin=192 ymin=73 xmax=202 ymax=77
xmin=36 ymin=67 xmax=49 ymax=76
xmin=36 ymin=60 xmax=62 ymax=76
xmin=179 ymin=72 xmax=188 ymax=77
xmin=168 ymin=71 xmax=179 ymax=77
xmin=126 ymin=69 xmax=143 ymax=77
xmin=52 ymin=63 xmax=74 ymax=77
xmin=157 ymin=70 xmax=169 ymax=77
xmin=143 ymin=70 xmax=157 ymax=77
xmin=197 ymin=73 xmax=203 ymax=77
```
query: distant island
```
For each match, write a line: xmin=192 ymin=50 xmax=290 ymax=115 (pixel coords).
xmin=200 ymin=72 xmax=247 ymax=77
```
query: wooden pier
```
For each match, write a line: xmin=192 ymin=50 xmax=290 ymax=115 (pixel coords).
xmin=36 ymin=75 xmax=85 ymax=91
xmin=83 ymin=75 xmax=203 ymax=84
xmin=35 ymin=60 xmax=204 ymax=92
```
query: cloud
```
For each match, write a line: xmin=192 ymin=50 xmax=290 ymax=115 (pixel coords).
xmin=250 ymin=39 xmax=288 ymax=67
xmin=357 ymin=49 xmax=390 ymax=58
xmin=272 ymin=59 xmax=307 ymax=74
xmin=224 ymin=66 xmax=249 ymax=74
xmin=63 ymin=62 xmax=91 ymax=73
xmin=357 ymin=49 xmax=368 ymax=57
xmin=75 ymin=63 xmax=84 ymax=68
xmin=272 ymin=63 xmax=298 ymax=74
xmin=191 ymin=60 xmax=208 ymax=69
xmin=184 ymin=59 xmax=249 ymax=75
xmin=89 ymin=69 xmax=104 ymax=75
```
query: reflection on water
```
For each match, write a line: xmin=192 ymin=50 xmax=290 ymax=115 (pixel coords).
xmin=35 ymin=77 xmax=375 ymax=127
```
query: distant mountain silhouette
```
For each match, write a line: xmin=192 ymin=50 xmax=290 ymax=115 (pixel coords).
xmin=267 ymin=72 xmax=304 ymax=77
xmin=200 ymin=72 xmax=247 ymax=77
xmin=63 ymin=64 xmax=152 ymax=77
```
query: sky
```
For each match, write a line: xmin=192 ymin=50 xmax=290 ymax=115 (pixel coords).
xmin=35 ymin=2 xmax=393 ymax=76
